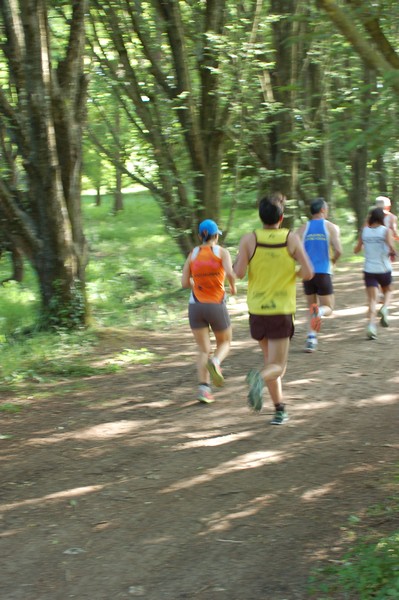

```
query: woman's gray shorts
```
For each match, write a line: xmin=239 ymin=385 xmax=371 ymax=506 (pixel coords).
xmin=188 ymin=302 xmax=231 ymax=331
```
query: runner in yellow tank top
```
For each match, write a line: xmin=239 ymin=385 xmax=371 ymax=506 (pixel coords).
xmin=234 ymin=193 xmax=313 ymax=425
xmin=247 ymin=228 xmax=297 ymax=316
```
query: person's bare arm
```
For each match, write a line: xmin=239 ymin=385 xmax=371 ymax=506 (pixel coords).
xmin=221 ymin=248 xmax=237 ymax=295
xmin=353 ymin=230 xmax=363 ymax=254
xmin=233 ymin=232 xmax=256 ymax=279
xmin=385 ymin=228 xmax=397 ymax=257
xmin=391 ymin=214 xmax=399 ymax=240
xmin=295 ymin=223 xmax=306 ymax=241
xmin=327 ymin=221 xmax=342 ymax=263
xmin=287 ymin=232 xmax=314 ymax=280
xmin=181 ymin=253 xmax=193 ymax=289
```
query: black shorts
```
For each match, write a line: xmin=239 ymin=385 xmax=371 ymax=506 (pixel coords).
xmin=303 ymin=273 xmax=333 ymax=296
xmin=249 ymin=314 xmax=294 ymax=341
xmin=188 ymin=302 xmax=231 ymax=331
xmin=364 ymin=271 xmax=392 ymax=288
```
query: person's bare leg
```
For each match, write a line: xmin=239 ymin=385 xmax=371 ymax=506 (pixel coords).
xmin=212 ymin=326 xmax=232 ymax=364
xmin=206 ymin=326 xmax=232 ymax=387
xmin=317 ymin=294 xmax=334 ymax=317
xmin=381 ymin=285 xmax=393 ymax=310
xmin=258 ymin=337 xmax=289 ymax=408
xmin=366 ymin=286 xmax=378 ymax=326
xmin=192 ymin=327 xmax=211 ymax=385
xmin=365 ymin=286 xmax=379 ymax=338
xmin=306 ymin=293 xmax=317 ymax=326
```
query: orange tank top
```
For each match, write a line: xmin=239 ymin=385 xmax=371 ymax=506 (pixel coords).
xmin=190 ymin=245 xmax=226 ymax=303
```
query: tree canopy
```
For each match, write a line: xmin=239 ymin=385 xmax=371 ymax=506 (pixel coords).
xmin=1 ymin=0 xmax=399 ymax=328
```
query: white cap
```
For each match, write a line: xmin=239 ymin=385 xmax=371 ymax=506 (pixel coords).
xmin=376 ymin=195 xmax=391 ymax=208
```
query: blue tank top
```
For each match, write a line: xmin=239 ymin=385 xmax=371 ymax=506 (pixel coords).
xmin=303 ymin=219 xmax=331 ymax=274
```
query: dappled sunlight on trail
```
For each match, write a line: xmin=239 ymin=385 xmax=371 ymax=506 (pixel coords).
xmin=161 ymin=450 xmax=285 ymax=493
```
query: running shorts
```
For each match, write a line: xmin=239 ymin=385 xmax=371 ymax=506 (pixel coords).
xmin=303 ymin=273 xmax=333 ymax=296
xmin=249 ymin=314 xmax=294 ymax=341
xmin=364 ymin=271 xmax=392 ymax=288
xmin=188 ymin=302 xmax=231 ymax=331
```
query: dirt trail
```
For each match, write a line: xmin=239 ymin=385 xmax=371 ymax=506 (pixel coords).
xmin=1 ymin=264 xmax=398 ymax=600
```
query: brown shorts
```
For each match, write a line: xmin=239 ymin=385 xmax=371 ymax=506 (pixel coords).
xmin=189 ymin=302 xmax=231 ymax=331
xmin=249 ymin=314 xmax=294 ymax=341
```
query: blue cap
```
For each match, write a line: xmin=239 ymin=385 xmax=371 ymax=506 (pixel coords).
xmin=198 ymin=219 xmax=222 ymax=237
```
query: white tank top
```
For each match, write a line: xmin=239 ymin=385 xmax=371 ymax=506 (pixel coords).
xmin=362 ymin=226 xmax=391 ymax=273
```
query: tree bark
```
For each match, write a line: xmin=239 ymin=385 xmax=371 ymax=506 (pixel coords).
xmin=0 ymin=0 xmax=89 ymax=328
xmin=269 ymin=0 xmax=301 ymax=201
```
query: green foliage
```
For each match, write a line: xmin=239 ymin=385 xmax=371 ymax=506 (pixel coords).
xmin=0 ymin=187 xmax=363 ymax=389
xmin=43 ymin=279 xmax=86 ymax=331
xmin=309 ymin=486 xmax=399 ymax=600
xmin=309 ymin=532 xmax=399 ymax=599
xmin=0 ymin=278 xmax=39 ymax=336
xmin=0 ymin=188 xmax=361 ymax=342
xmin=83 ymin=191 xmax=186 ymax=330
xmin=0 ymin=330 xmax=108 ymax=387
xmin=0 ymin=403 xmax=22 ymax=413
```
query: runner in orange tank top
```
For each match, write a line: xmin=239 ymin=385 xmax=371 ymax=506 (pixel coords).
xmin=182 ymin=219 xmax=236 ymax=404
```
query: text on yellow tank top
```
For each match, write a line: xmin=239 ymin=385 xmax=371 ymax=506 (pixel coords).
xmin=247 ymin=228 xmax=296 ymax=315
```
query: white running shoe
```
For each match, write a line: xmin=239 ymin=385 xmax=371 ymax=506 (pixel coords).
xmin=378 ymin=306 xmax=389 ymax=327
xmin=304 ymin=335 xmax=318 ymax=353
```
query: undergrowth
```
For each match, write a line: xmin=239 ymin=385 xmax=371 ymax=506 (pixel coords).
xmin=308 ymin=483 xmax=399 ymax=599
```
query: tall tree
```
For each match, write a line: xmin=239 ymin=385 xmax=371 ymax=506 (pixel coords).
xmin=316 ymin=0 xmax=399 ymax=94
xmin=89 ymin=0 xmax=273 ymax=253
xmin=0 ymin=0 xmax=89 ymax=328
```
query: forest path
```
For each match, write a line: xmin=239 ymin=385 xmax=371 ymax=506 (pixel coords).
xmin=1 ymin=264 xmax=399 ymax=600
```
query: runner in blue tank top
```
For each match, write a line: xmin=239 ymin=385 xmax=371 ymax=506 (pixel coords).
xmin=297 ymin=198 xmax=342 ymax=352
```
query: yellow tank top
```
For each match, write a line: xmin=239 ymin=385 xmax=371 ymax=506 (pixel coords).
xmin=247 ymin=228 xmax=296 ymax=315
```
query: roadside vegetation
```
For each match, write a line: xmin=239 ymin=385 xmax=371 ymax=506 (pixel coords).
xmin=309 ymin=479 xmax=399 ymax=599
xmin=0 ymin=188 xmax=362 ymax=383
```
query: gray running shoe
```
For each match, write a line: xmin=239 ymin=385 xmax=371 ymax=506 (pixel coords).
xmin=366 ymin=324 xmax=377 ymax=340
xmin=246 ymin=369 xmax=264 ymax=412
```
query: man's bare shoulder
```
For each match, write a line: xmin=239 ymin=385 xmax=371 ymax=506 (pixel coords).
xmin=295 ymin=222 xmax=307 ymax=237
xmin=326 ymin=219 xmax=340 ymax=233
xmin=239 ymin=231 xmax=257 ymax=245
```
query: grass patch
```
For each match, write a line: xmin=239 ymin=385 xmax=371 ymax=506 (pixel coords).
xmin=0 ymin=403 xmax=23 ymax=414
xmin=111 ymin=348 xmax=157 ymax=365
xmin=0 ymin=329 xmax=111 ymax=387
xmin=83 ymin=192 xmax=186 ymax=330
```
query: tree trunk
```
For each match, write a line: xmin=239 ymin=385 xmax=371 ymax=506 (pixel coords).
xmin=350 ymin=146 xmax=368 ymax=232
xmin=0 ymin=0 xmax=89 ymax=329
xmin=114 ymin=169 xmax=124 ymax=213
xmin=349 ymin=65 xmax=375 ymax=231
xmin=307 ymin=61 xmax=333 ymax=207
xmin=270 ymin=1 xmax=299 ymax=195
xmin=96 ymin=186 xmax=102 ymax=207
